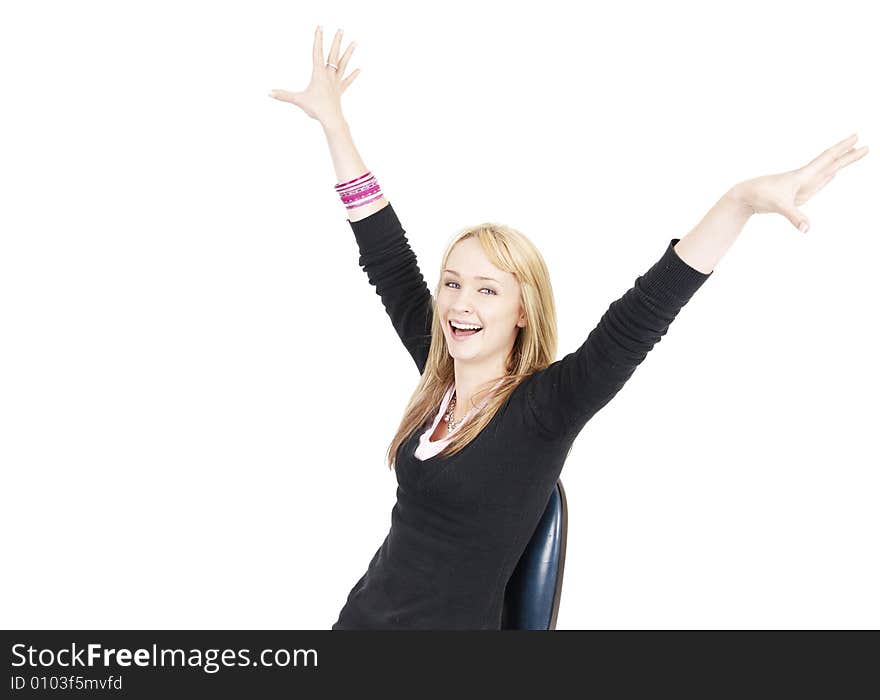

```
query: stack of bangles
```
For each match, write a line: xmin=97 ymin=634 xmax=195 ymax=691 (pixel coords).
xmin=334 ymin=171 xmax=384 ymax=210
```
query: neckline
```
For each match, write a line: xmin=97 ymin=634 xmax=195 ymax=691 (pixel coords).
xmin=425 ymin=378 xmax=504 ymax=445
xmin=408 ymin=377 xmax=519 ymax=472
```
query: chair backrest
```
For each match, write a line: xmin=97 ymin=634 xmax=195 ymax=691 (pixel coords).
xmin=500 ymin=479 xmax=568 ymax=630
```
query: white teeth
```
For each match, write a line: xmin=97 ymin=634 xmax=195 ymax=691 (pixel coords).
xmin=450 ymin=320 xmax=482 ymax=330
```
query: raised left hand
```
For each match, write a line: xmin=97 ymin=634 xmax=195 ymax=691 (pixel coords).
xmin=734 ymin=133 xmax=869 ymax=234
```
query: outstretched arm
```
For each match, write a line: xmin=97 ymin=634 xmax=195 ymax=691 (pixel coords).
xmin=526 ymin=133 xmax=869 ymax=440
xmin=270 ymin=27 xmax=433 ymax=372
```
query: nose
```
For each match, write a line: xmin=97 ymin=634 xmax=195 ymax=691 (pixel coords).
xmin=450 ymin=288 xmax=481 ymax=316
xmin=451 ymin=303 xmax=475 ymax=318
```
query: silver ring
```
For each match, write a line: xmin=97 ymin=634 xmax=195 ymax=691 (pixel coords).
xmin=326 ymin=62 xmax=338 ymax=69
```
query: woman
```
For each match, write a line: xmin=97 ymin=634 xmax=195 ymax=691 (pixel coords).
xmin=270 ymin=26 xmax=868 ymax=630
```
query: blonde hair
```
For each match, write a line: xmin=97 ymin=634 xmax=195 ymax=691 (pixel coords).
xmin=385 ymin=221 xmax=558 ymax=469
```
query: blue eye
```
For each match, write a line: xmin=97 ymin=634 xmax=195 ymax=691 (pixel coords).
xmin=444 ymin=281 xmax=497 ymax=295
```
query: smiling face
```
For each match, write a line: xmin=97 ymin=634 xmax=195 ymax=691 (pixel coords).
xmin=438 ymin=237 xmax=526 ymax=366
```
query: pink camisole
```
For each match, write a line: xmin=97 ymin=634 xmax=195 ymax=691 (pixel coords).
xmin=414 ymin=378 xmax=505 ymax=461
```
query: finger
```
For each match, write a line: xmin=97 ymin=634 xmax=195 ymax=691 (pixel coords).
xmin=312 ymin=25 xmax=324 ymax=71
xmin=780 ymin=203 xmax=810 ymax=233
xmin=340 ymin=68 xmax=361 ymax=93
xmin=831 ymin=145 xmax=869 ymax=172
xmin=336 ymin=40 xmax=357 ymax=75
xmin=804 ymin=133 xmax=860 ymax=173
xmin=328 ymin=28 xmax=343 ymax=67
xmin=268 ymin=89 xmax=298 ymax=104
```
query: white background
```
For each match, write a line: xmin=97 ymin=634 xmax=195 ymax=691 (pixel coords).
xmin=1 ymin=0 xmax=877 ymax=630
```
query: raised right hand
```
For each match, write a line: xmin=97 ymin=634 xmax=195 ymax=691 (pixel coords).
xmin=734 ymin=133 xmax=868 ymax=234
xmin=269 ymin=26 xmax=360 ymax=126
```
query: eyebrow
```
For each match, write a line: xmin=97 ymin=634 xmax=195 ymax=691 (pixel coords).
xmin=443 ymin=269 xmax=501 ymax=284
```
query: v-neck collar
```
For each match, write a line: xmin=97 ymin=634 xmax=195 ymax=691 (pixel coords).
xmin=416 ymin=377 xmax=506 ymax=455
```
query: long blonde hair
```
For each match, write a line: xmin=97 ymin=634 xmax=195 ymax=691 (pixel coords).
xmin=385 ymin=221 xmax=558 ymax=469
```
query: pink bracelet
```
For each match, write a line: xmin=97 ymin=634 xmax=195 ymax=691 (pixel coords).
xmin=334 ymin=171 xmax=384 ymax=210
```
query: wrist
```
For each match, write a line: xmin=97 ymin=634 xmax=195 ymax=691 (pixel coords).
xmin=321 ymin=115 xmax=349 ymax=134
xmin=727 ymin=182 xmax=756 ymax=216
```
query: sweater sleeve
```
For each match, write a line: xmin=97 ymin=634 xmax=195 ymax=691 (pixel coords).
xmin=348 ymin=202 xmax=434 ymax=374
xmin=525 ymin=238 xmax=713 ymax=440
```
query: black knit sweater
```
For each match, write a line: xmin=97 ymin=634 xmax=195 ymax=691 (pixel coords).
xmin=332 ymin=202 xmax=712 ymax=629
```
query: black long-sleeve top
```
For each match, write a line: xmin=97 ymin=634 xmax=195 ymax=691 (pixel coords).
xmin=332 ymin=202 xmax=712 ymax=630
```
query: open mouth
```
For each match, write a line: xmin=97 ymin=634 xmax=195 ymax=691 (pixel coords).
xmin=449 ymin=320 xmax=483 ymax=339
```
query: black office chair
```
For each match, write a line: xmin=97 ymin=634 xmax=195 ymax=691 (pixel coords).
xmin=500 ymin=479 xmax=568 ymax=630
